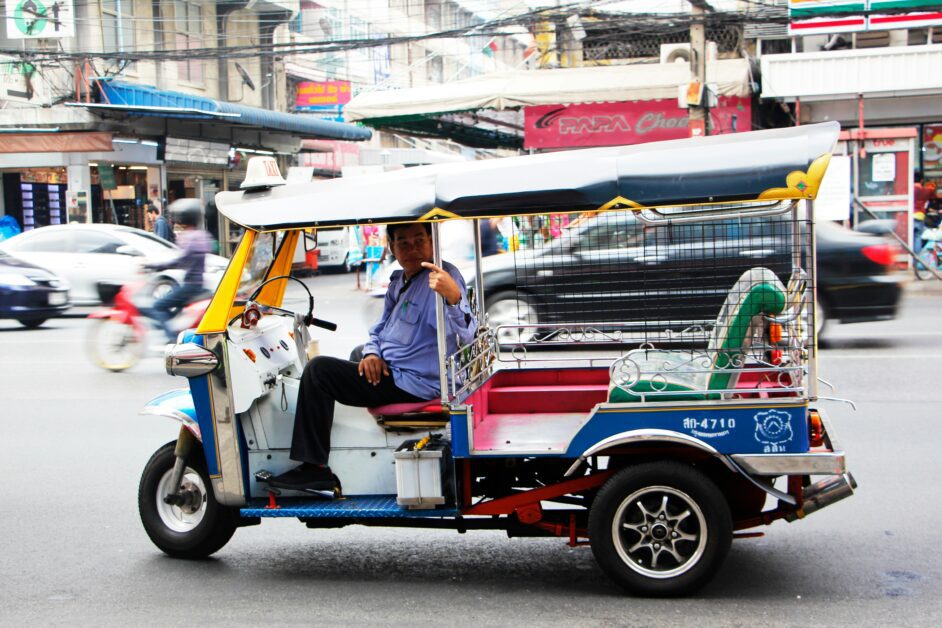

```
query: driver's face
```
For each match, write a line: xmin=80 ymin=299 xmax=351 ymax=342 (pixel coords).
xmin=390 ymin=224 xmax=433 ymax=277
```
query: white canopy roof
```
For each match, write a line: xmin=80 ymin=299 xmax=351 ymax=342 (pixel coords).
xmin=344 ymin=59 xmax=752 ymax=122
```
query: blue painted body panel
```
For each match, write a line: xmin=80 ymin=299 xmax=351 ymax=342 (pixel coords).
xmin=450 ymin=402 xmax=808 ymax=458
xmin=240 ymin=495 xmax=458 ymax=518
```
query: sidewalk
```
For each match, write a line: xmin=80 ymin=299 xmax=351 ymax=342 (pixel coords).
xmin=897 ymin=270 xmax=942 ymax=294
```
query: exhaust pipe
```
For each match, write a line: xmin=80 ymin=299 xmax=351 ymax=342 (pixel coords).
xmin=786 ymin=472 xmax=857 ymax=522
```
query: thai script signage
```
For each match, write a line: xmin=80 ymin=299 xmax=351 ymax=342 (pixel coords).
xmin=523 ymin=97 xmax=751 ymax=150
xmin=295 ymin=80 xmax=352 ymax=110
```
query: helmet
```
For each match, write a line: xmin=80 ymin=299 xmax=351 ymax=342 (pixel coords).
xmin=167 ymin=198 xmax=202 ymax=228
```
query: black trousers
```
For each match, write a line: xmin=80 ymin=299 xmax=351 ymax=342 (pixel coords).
xmin=290 ymin=356 xmax=425 ymax=465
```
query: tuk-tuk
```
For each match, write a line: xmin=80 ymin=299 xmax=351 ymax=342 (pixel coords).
xmin=138 ymin=122 xmax=854 ymax=597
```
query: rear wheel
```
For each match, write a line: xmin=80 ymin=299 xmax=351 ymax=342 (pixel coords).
xmin=485 ymin=290 xmax=539 ymax=345
xmin=86 ymin=318 xmax=145 ymax=371
xmin=588 ymin=462 xmax=732 ymax=597
xmin=17 ymin=318 xmax=46 ymax=329
xmin=139 ymin=441 xmax=238 ymax=559
xmin=151 ymin=278 xmax=177 ymax=300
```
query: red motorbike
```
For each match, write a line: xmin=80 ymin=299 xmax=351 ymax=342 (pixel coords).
xmin=86 ymin=278 xmax=210 ymax=372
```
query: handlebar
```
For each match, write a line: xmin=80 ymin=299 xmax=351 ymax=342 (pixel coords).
xmin=307 ymin=317 xmax=337 ymax=332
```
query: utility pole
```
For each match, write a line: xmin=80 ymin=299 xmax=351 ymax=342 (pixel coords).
xmin=687 ymin=1 xmax=713 ymax=137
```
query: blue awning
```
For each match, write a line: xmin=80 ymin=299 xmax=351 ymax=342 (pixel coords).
xmin=84 ymin=78 xmax=371 ymax=142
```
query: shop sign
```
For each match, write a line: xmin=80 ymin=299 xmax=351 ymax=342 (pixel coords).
xmin=924 ymin=125 xmax=942 ymax=174
xmin=788 ymin=1 xmax=942 ymax=35
xmin=295 ymin=80 xmax=352 ymax=110
xmin=6 ymin=0 xmax=75 ymax=39
xmin=524 ymin=97 xmax=751 ymax=150
xmin=165 ymin=138 xmax=230 ymax=166
xmin=98 ymin=164 xmax=117 ymax=190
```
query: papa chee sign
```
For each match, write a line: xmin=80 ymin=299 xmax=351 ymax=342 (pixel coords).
xmin=524 ymin=97 xmax=751 ymax=150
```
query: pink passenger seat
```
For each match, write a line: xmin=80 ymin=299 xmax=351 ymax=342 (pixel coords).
xmin=367 ymin=400 xmax=448 ymax=429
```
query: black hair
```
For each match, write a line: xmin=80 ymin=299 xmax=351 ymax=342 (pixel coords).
xmin=145 ymin=203 xmax=159 ymax=214
xmin=386 ymin=222 xmax=432 ymax=241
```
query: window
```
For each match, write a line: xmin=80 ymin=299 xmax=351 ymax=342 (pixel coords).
xmin=101 ymin=0 xmax=135 ymax=53
xmin=173 ymin=1 xmax=203 ymax=83
xmin=12 ymin=232 xmax=72 ymax=253
xmin=73 ymin=231 xmax=125 ymax=255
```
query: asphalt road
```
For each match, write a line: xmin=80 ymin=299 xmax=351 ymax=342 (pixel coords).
xmin=1 ymin=272 xmax=941 ymax=626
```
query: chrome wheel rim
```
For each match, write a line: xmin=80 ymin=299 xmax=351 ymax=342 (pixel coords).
xmin=611 ymin=485 xmax=708 ymax=579
xmin=152 ymin=282 xmax=174 ymax=300
xmin=155 ymin=466 xmax=207 ymax=533
xmin=486 ymin=298 xmax=537 ymax=344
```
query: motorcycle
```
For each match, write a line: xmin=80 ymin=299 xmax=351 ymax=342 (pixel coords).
xmin=86 ymin=277 xmax=210 ymax=372
xmin=915 ymin=223 xmax=942 ymax=280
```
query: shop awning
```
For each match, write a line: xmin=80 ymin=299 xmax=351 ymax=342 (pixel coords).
xmin=345 ymin=59 xmax=752 ymax=124
xmin=71 ymin=78 xmax=371 ymax=142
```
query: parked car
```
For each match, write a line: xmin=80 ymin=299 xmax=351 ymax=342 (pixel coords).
xmin=0 ymin=224 xmax=229 ymax=305
xmin=316 ymin=226 xmax=363 ymax=272
xmin=0 ymin=250 xmax=70 ymax=328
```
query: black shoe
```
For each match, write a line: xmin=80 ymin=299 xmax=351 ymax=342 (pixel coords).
xmin=268 ymin=464 xmax=336 ymax=491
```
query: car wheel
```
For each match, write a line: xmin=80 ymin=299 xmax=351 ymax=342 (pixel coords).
xmin=485 ymin=290 xmax=538 ymax=345
xmin=17 ymin=318 xmax=46 ymax=329
xmin=588 ymin=462 xmax=732 ymax=597
xmin=814 ymin=296 xmax=827 ymax=339
xmin=152 ymin=278 xmax=177 ymax=300
xmin=139 ymin=441 xmax=239 ymax=559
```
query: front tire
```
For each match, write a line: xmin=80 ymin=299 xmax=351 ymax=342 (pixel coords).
xmin=17 ymin=318 xmax=46 ymax=329
xmin=86 ymin=318 xmax=144 ymax=371
xmin=138 ymin=441 xmax=238 ymax=559
xmin=588 ymin=462 xmax=732 ymax=597
xmin=915 ymin=249 xmax=938 ymax=280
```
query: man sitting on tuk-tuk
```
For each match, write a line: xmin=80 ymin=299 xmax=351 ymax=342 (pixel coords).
xmin=272 ymin=222 xmax=478 ymax=490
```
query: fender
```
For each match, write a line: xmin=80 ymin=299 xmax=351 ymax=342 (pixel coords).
xmin=563 ymin=428 xmax=797 ymax=506
xmin=87 ymin=307 xmax=133 ymax=323
xmin=139 ymin=387 xmax=201 ymax=441
xmin=564 ymin=428 xmax=729 ymax=477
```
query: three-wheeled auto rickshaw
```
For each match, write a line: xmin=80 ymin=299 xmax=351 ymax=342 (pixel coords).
xmin=138 ymin=122 xmax=855 ymax=596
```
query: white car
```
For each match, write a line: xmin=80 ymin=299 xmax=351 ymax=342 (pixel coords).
xmin=0 ymin=224 xmax=229 ymax=305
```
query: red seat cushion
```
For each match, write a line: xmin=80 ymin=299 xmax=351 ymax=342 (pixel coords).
xmin=367 ymin=400 xmax=444 ymax=418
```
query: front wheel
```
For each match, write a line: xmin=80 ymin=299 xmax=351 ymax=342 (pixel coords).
xmin=914 ymin=248 xmax=939 ymax=281
xmin=588 ymin=462 xmax=732 ymax=597
xmin=17 ymin=318 xmax=46 ymax=329
xmin=86 ymin=318 xmax=144 ymax=371
xmin=139 ymin=441 xmax=239 ymax=559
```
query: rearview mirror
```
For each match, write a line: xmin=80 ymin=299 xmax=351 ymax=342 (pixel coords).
xmin=115 ymin=244 xmax=140 ymax=256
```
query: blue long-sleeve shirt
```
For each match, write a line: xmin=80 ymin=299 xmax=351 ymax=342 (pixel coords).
xmin=362 ymin=262 xmax=477 ymax=400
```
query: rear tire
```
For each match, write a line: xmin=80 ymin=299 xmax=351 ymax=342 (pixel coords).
xmin=588 ymin=462 xmax=732 ymax=597
xmin=485 ymin=290 xmax=539 ymax=345
xmin=152 ymin=278 xmax=177 ymax=300
xmin=86 ymin=318 xmax=144 ymax=371
xmin=17 ymin=318 xmax=46 ymax=329
xmin=139 ymin=441 xmax=239 ymax=559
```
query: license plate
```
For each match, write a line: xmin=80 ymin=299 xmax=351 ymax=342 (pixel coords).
xmin=49 ymin=291 xmax=67 ymax=305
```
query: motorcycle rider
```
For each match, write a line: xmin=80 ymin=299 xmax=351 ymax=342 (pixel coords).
xmin=140 ymin=198 xmax=212 ymax=342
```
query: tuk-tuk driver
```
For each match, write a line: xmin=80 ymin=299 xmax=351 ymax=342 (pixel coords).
xmin=272 ymin=222 xmax=478 ymax=490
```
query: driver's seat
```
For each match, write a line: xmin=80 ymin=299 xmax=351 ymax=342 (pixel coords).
xmin=367 ymin=400 xmax=449 ymax=430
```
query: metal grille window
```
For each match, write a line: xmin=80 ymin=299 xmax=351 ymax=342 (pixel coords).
xmin=173 ymin=1 xmax=203 ymax=83
xmin=101 ymin=0 xmax=135 ymax=53
xmin=488 ymin=206 xmax=809 ymax=349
